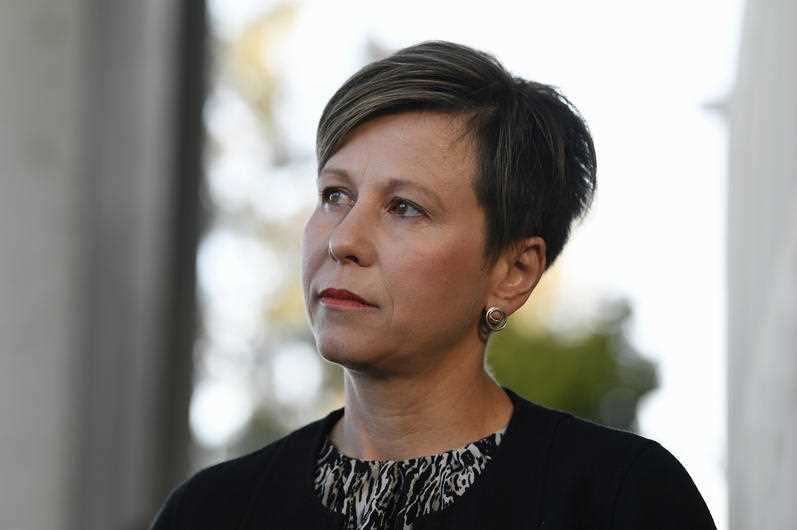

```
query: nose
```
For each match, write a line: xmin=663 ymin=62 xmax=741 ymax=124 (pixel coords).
xmin=327 ymin=203 xmax=374 ymax=266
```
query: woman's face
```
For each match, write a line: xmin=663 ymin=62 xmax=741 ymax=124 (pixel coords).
xmin=302 ymin=111 xmax=495 ymax=376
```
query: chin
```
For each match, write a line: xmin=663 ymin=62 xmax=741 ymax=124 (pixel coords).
xmin=321 ymin=353 xmax=373 ymax=374
xmin=315 ymin=336 xmax=392 ymax=376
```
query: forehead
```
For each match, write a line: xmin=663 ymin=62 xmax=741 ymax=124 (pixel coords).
xmin=320 ymin=111 xmax=478 ymax=192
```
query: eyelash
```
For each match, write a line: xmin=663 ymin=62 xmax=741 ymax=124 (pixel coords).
xmin=319 ymin=187 xmax=427 ymax=218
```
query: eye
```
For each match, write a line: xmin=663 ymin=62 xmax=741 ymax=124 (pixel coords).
xmin=388 ymin=198 xmax=425 ymax=218
xmin=319 ymin=187 xmax=352 ymax=207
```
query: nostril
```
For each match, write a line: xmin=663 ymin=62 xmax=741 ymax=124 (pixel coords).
xmin=327 ymin=232 xmax=361 ymax=265
xmin=328 ymin=242 xmax=360 ymax=264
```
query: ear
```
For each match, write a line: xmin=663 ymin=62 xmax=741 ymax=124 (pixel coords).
xmin=486 ymin=236 xmax=547 ymax=315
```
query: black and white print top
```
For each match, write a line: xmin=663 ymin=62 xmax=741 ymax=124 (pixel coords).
xmin=313 ymin=426 xmax=506 ymax=530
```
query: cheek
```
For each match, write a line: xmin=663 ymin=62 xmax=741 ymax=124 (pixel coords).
xmin=300 ymin=215 xmax=326 ymax=293
xmin=387 ymin=236 xmax=486 ymax=317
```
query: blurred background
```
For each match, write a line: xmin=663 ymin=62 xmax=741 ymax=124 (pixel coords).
xmin=2 ymin=0 xmax=795 ymax=528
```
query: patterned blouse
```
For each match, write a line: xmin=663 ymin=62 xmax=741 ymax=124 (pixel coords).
xmin=313 ymin=427 xmax=506 ymax=530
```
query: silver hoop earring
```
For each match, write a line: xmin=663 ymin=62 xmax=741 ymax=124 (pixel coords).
xmin=484 ymin=306 xmax=508 ymax=332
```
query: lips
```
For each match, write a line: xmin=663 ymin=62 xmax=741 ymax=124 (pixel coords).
xmin=319 ymin=288 xmax=376 ymax=307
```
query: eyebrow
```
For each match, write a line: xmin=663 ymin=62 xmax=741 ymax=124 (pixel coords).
xmin=319 ymin=167 xmax=446 ymax=212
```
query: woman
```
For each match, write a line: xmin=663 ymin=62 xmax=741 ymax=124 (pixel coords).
xmin=151 ymin=41 xmax=716 ymax=529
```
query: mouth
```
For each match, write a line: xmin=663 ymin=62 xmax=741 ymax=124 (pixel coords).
xmin=318 ymin=288 xmax=377 ymax=309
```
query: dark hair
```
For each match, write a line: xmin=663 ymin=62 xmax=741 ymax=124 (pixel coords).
xmin=317 ymin=41 xmax=597 ymax=270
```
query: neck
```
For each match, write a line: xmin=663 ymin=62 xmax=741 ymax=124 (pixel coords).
xmin=329 ymin=347 xmax=513 ymax=461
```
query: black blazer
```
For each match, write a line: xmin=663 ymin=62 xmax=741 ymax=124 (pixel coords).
xmin=150 ymin=388 xmax=716 ymax=529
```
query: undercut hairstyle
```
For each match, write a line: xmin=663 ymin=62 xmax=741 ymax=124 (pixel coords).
xmin=317 ymin=40 xmax=597 ymax=271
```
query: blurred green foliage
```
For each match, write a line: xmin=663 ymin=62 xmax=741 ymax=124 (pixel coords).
xmin=487 ymin=298 xmax=657 ymax=431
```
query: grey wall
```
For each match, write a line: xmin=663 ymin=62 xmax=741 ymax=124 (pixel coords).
xmin=1 ymin=1 xmax=197 ymax=528
xmin=727 ymin=0 xmax=797 ymax=528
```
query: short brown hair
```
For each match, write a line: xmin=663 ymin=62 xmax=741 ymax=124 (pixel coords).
xmin=317 ymin=40 xmax=597 ymax=270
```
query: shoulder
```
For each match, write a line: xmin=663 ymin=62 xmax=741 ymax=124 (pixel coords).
xmin=509 ymin=392 xmax=654 ymax=474
xmin=148 ymin=412 xmax=334 ymax=530
xmin=608 ymin=440 xmax=716 ymax=529
xmin=506 ymin=393 xmax=714 ymax=528
xmin=525 ymin=404 xmax=715 ymax=529
xmin=549 ymin=411 xmax=654 ymax=471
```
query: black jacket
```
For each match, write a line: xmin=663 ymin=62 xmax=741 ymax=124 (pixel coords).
xmin=150 ymin=388 xmax=716 ymax=529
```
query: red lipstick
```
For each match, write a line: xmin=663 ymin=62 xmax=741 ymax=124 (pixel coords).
xmin=319 ymin=288 xmax=375 ymax=308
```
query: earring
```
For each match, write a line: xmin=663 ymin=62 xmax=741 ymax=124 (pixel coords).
xmin=484 ymin=306 xmax=508 ymax=332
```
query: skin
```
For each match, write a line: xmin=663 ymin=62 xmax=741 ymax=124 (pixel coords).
xmin=301 ymin=110 xmax=546 ymax=461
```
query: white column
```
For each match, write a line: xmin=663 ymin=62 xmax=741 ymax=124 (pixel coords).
xmin=727 ymin=0 xmax=797 ymax=528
